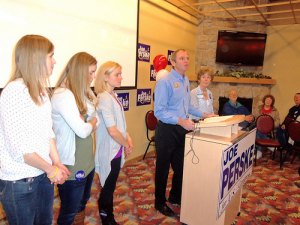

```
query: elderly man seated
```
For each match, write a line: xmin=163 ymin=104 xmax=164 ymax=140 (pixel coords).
xmin=222 ymin=89 xmax=255 ymax=130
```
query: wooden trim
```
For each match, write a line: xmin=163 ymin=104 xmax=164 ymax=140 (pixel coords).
xmin=213 ymin=76 xmax=276 ymax=84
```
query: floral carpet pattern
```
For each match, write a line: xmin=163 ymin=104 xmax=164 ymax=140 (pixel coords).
xmin=1 ymin=152 xmax=300 ymax=225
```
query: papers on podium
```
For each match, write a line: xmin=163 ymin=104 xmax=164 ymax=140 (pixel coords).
xmin=196 ymin=115 xmax=245 ymax=138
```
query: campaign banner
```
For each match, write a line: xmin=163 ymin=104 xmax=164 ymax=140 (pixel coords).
xmin=117 ymin=92 xmax=129 ymax=111
xmin=137 ymin=43 xmax=151 ymax=62
xmin=167 ymin=50 xmax=174 ymax=65
xmin=217 ymin=130 xmax=256 ymax=218
xmin=150 ymin=64 xmax=156 ymax=81
xmin=136 ymin=89 xmax=151 ymax=106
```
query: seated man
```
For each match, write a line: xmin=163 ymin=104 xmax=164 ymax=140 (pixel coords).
xmin=222 ymin=89 xmax=254 ymax=130
xmin=277 ymin=92 xmax=300 ymax=147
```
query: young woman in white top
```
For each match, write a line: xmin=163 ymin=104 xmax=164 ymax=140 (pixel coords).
xmin=190 ymin=67 xmax=216 ymax=121
xmin=51 ymin=52 xmax=98 ymax=225
xmin=94 ymin=61 xmax=133 ymax=225
xmin=0 ymin=34 xmax=69 ymax=225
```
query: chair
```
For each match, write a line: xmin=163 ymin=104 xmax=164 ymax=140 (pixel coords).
xmin=143 ymin=110 xmax=158 ymax=160
xmin=255 ymin=114 xmax=283 ymax=168
xmin=287 ymin=120 xmax=300 ymax=164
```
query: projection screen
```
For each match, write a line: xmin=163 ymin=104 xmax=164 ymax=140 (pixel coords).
xmin=0 ymin=0 xmax=138 ymax=88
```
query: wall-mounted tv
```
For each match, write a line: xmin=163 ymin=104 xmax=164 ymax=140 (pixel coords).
xmin=216 ymin=30 xmax=267 ymax=66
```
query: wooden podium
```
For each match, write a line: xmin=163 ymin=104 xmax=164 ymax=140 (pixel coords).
xmin=180 ymin=115 xmax=256 ymax=225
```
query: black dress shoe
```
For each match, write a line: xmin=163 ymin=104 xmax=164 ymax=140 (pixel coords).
xmin=100 ymin=214 xmax=119 ymax=225
xmin=155 ymin=204 xmax=176 ymax=217
xmin=168 ymin=197 xmax=181 ymax=206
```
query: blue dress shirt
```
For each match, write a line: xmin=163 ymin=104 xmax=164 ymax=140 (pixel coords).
xmin=154 ymin=69 xmax=202 ymax=125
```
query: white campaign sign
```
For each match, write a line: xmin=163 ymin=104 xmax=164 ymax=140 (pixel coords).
xmin=217 ymin=129 xmax=256 ymax=218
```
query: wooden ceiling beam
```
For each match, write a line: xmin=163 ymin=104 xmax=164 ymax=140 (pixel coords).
xmin=290 ymin=0 xmax=298 ymax=24
xmin=165 ymin=0 xmax=300 ymax=26
xmin=191 ymin=0 xmax=237 ymax=6
xmin=175 ymin=0 xmax=205 ymax=17
xmin=202 ymin=0 xmax=300 ymax=14
xmin=228 ymin=8 xmax=300 ymax=18
xmin=214 ymin=0 xmax=237 ymax=19
xmin=249 ymin=0 xmax=269 ymax=25
xmin=264 ymin=16 xmax=300 ymax=21
xmin=232 ymin=16 xmax=299 ymax=22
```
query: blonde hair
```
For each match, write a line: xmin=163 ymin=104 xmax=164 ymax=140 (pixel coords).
xmin=94 ymin=61 xmax=122 ymax=94
xmin=8 ymin=34 xmax=54 ymax=105
xmin=197 ymin=66 xmax=215 ymax=83
xmin=55 ymin=52 xmax=97 ymax=115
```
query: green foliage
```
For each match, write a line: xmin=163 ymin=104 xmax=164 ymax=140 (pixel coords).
xmin=215 ymin=69 xmax=272 ymax=79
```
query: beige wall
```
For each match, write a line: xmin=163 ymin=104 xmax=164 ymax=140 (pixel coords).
xmin=263 ymin=24 xmax=300 ymax=121
xmin=124 ymin=0 xmax=197 ymax=160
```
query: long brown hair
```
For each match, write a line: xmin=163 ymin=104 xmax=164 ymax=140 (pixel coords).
xmin=8 ymin=34 xmax=54 ymax=105
xmin=55 ymin=52 xmax=97 ymax=115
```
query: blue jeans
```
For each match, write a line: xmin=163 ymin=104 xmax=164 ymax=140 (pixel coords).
xmin=57 ymin=169 xmax=95 ymax=225
xmin=0 ymin=173 xmax=54 ymax=225
xmin=256 ymin=130 xmax=269 ymax=139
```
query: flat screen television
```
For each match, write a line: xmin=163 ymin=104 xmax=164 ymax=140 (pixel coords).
xmin=216 ymin=30 xmax=267 ymax=66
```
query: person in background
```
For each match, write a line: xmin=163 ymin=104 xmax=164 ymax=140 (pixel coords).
xmin=254 ymin=94 xmax=280 ymax=136
xmin=280 ymin=93 xmax=300 ymax=128
xmin=0 ymin=34 xmax=69 ymax=225
xmin=154 ymin=49 xmax=206 ymax=217
xmin=276 ymin=93 xmax=300 ymax=147
xmin=222 ymin=89 xmax=254 ymax=129
xmin=253 ymin=94 xmax=280 ymax=158
xmin=94 ymin=61 xmax=133 ymax=225
xmin=51 ymin=52 xmax=98 ymax=225
xmin=190 ymin=66 xmax=217 ymax=121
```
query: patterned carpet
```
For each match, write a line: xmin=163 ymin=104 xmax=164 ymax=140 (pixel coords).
xmin=1 ymin=150 xmax=300 ymax=225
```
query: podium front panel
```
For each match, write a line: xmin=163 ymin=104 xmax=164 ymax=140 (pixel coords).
xmin=180 ymin=129 xmax=256 ymax=225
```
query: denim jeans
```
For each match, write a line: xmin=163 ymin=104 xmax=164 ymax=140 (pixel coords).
xmin=256 ymin=130 xmax=269 ymax=140
xmin=0 ymin=173 xmax=54 ymax=225
xmin=57 ymin=169 xmax=95 ymax=225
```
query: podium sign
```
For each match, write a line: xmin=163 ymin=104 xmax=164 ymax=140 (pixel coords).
xmin=217 ymin=130 xmax=255 ymax=218
xmin=180 ymin=115 xmax=256 ymax=225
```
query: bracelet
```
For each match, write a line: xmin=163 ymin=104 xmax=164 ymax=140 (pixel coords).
xmin=48 ymin=166 xmax=59 ymax=179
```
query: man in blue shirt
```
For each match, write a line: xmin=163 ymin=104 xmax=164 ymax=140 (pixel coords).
xmin=154 ymin=49 xmax=203 ymax=217
xmin=222 ymin=89 xmax=254 ymax=129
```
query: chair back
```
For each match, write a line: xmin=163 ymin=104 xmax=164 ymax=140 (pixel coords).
xmin=256 ymin=114 xmax=274 ymax=135
xmin=145 ymin=110 xmax=157 ymax=131
xmin=287 ymin=120 xmax=300 ymax=142
xmin=283 ymin=116 xmax=294 ymax=127
xmin=143 ymin=110 xmax=158 ymax=159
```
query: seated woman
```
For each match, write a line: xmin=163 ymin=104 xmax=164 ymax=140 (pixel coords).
xmin=190 ymin=67 xmax=217 ymax=121
xmin=253 ymin=94 xmax=280 ymax=158
xmin=253 ymin=94 xmax=280 ymax=138
xmin=222 ymin=89 xmax=254 ymax=130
